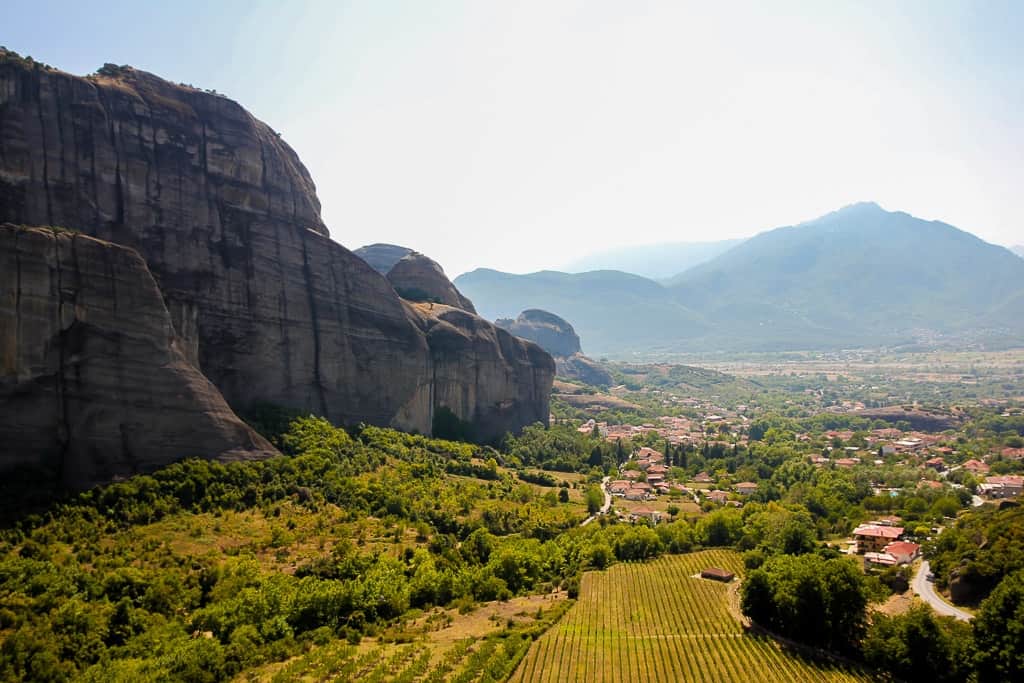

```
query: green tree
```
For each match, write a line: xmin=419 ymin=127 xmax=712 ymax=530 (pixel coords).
xmin=973 ymin=570 xmax=1024 ymax=682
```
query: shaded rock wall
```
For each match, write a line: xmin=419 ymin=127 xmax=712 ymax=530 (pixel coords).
xmin=405 ymin=303 xmax=555 ymax=442
xmin=0 ymin=224 xmax=276 ymax=489
xmin=0 ymin=51 xmax=551 ymax=440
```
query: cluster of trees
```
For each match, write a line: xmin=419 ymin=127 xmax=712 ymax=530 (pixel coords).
xmin=741 ymin=551 xmax=1024 ymax=682
xmin=925 ymin=505 xmax=1024 ymax=605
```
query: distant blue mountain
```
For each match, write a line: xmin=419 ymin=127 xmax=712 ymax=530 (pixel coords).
xmin=564 ymin=238 xmax=745 ymax=279
xmin=458 ymin=203 xmax=1024 ymax=354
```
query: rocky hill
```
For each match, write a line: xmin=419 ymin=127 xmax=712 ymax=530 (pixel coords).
xmin=0 ymin=50 xmax=553 ymax=480
xmin=0 ymin=224 xmax=276 ymax=488
xmin=495 ymin=310 xmax=612 ymax=386
xmin=354 ymin=243 xmax=414 ymax=274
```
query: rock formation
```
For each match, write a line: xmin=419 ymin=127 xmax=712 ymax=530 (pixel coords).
xmin=355 ymin=244 xmax=477 ymax=313
xmin=387 ymin=253 xmax=477 ymax=313
xmin=354 ymin=243 xmax=413 ymax=275
xmin=405 ymin=303 xmax=555 ymax=441
xmin=0 ymin=224 xmax=276 ymax=488
xmin=0 ymin=50 xmax=553 ymax=457
xmin=495 ymin=309 xmax=613 ymax=386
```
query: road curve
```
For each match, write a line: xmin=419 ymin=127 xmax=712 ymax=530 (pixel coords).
xmin=581 ymin=476 xmax=612 ymax=526
xmin=912 ymin=560 xmax=973 ymax=621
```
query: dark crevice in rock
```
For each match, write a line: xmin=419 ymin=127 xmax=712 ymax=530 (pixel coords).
xmin=34 ymin=68 xmax=53 ymax=226
xmin=300 ymin=232 xmax=327 ymax=417
xmin=51 ymin=230 xmax=71 ymax=479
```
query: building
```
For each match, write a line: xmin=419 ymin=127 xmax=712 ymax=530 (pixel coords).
xmin=701 ymin=567 xmax=735 ymax=582
xmin=962 ymin=459 xmax=990 ymax=475
xmin=883 ymin=541 xmax=921 ymax=565
xmin=981 ymin=475 xmax=1024 ymax=498
xmin=706 ymin=490 xmax=729 ymax=504
xmin=734 ymin=482 xmax=758 ymax=496
xmin=853 ymin=524 xmax=904 ymax=553
xmin=630 ymin=506 xmax=663 ymax=524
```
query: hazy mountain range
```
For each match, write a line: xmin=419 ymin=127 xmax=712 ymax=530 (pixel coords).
xmin=564 ymin=238 xmax=745 ymax=279
xmin=456 ymin=203 xmax=1024 ymax=355
xmin=1012 ymin=245 xmax=1024 ymax=258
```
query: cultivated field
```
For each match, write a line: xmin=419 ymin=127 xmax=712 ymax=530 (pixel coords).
xmin=509 ymin=550 xmax=873 ymax=683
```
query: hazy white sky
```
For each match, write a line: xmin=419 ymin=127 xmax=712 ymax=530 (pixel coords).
xmin=7 ymin=1 xmax=1023 ymax=276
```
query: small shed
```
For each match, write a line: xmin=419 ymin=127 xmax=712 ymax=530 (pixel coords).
xmin=700 ymin=567 xmax=735 ymax=583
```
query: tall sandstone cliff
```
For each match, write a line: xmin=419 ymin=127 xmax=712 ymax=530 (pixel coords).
xmin=0 ymin=51 xmax=553 ymax=448
xmin=0 ymin=224 xmax=276 ymax=488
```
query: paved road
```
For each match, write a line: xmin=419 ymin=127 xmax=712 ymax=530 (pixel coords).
xmin=912 ymin=561 xmax=973 ymax=621
xmin=581 ymin=476 xmax=612 ymax=526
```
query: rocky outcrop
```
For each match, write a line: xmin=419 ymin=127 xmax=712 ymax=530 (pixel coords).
xmin=0 ymin=50 xmax=551 ymax=444
xmin=555 ymin=354 xmax=614 ymax=387
xmin=354 ymin=243 xmax=413 ymax=275
xmin=404 ymin=303 xmax=554 ymax=442
xmin=0 ymin=224 xmax=276 ymax=488
xmin=496 ymin=309 xmax=582 ymax=357
xmin=495 ymin=309 xmax=612 ymax=386
xmin=355 ymin=244 xmax=477 ymax=313
xmin=386 ymin=252 xmax=477 ymax=313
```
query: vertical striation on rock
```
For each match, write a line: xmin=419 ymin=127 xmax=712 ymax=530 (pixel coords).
xmin=0 ymin=50 xmax=553 ymax=444
xmin=404 ymin=303 xmax=555 ymax=442
xmin=0 ymin=224 xmax=277 ymax=489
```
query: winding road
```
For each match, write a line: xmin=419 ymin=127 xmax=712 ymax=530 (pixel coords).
xmin=911 ymin=560 xmax=973 ymax=621
xmin=581 ymin=476 xmax=612 ymax=526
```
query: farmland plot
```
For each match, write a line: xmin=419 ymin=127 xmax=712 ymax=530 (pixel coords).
xmin=509 ymin=549 xmax=873 ymax=683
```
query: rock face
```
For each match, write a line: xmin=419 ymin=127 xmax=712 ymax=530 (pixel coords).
xmin=0 ymin=50 xmax=552 ymax=446
xmin=495 ymin=309 xmax=612 ymax=386
xmin=0 ymin=224 xmax=276 ymax=488
xmin=496 ymin=309 xmax=582 ymax=357
xmin=405 ymin=303 xmax=554 ymax=441
xmin=386 ymin=252 xmax=477 ymax=313
xmin=354 ymin=243 xmax=413 ymax=275
xmin=355 ymin=244 xmax=477 ymax=313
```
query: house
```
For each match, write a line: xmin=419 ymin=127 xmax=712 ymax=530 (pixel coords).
xmin=636 ymin=447 xmax=665 ymax=463
xmin=734 ymin=482 xmax=758 ymax=496
xmin=925 ymin=457 xmax=946 ymax=471
xmin=883 ymin=541 xmax=921 ymax=565
xmin=624 ymin=489 xmax=648 ymax=501
xmin=873 ymin=515 xmax=903 ymax=527
xmin=693 ymin=472 xmax=713 ymax=484
xmin=701 ymin=567 xmax=735 ymax=582
xmin=608 ymin=480 xmax=631 ymax=496
xmin=646 ymin=473 xmax=665 ymax=485
xmin=630 ymin=506 xmax=663 ymax=524
xmin=706 ymin=490 xmax=729 ymax=504
xmin=864 ymin=552 xmax=898 ymax=567
xmin=963 ymin=459 xmax=990 ymax=475
xmin=981 ymin=475 xmax=1024 ymax=498
xmin=647 ymin=464 xmax=668 ymax=476
xmin=1001 ymin=448 xmax=1024 ymax=461
xmin=621 ymin=469 xmax=643 ymax=481
xmin=917 ymin=479 xmax=943 ymax=490
xmin=834 ymin=458 xmax=859 ymax=468
xmin=853 ymin=524 xmax=904 ymax=553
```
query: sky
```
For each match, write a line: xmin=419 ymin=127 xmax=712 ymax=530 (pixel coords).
xmin=4 ymin=1 xmax=1022 ymax=277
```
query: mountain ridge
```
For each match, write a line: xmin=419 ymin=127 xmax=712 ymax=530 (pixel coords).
xmin=459 ymin=203 xmax=1024 ymax=354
